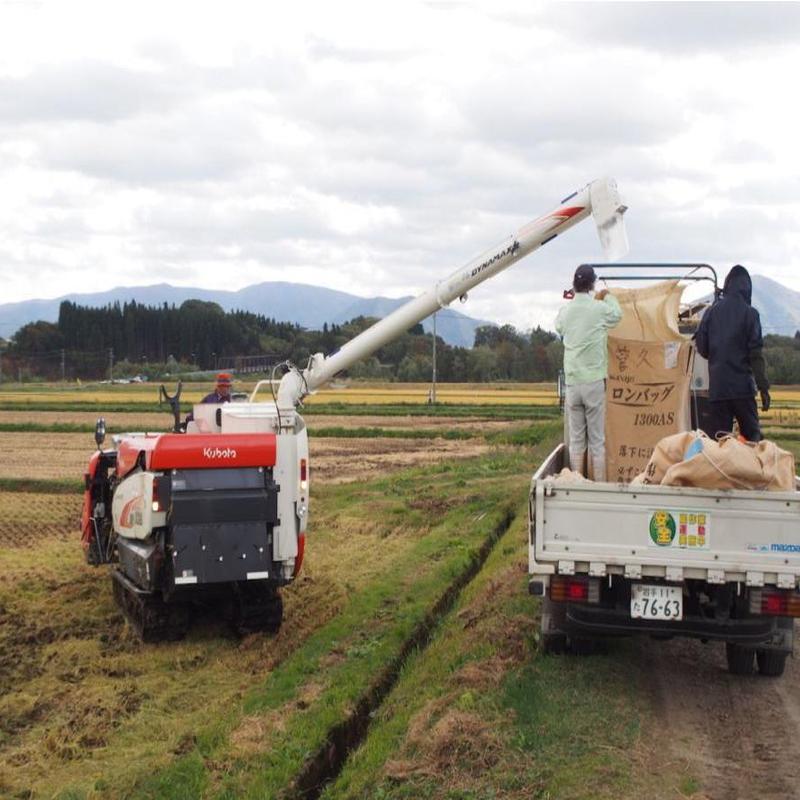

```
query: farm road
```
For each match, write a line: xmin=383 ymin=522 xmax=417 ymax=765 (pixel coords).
xmin=637 ymin=633 xmax=800 ymax=800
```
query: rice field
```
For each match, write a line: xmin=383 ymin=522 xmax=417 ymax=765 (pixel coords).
xmin=0 ymin=381 xmax=560 ymax=407
xmin=1 ymin=381 xmax=799 ymax=800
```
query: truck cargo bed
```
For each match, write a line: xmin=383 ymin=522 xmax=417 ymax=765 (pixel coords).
xmin=530 ymin=444 xmax=800 ymax=588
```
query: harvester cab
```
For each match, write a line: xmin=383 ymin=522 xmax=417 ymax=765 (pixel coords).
xmin=80 ymin=177 xmax=628 ymax=642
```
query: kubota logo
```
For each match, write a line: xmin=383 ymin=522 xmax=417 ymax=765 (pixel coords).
xmin=203 ymin=447 xmax=238 ymax=459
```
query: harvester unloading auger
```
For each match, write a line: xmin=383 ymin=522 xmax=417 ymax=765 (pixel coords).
xmin=80 ymin=178 xmax=628 ymax=641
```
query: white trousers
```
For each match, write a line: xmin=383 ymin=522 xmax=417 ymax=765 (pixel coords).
xmin=565 ymin=379 xmax=606 ymax=481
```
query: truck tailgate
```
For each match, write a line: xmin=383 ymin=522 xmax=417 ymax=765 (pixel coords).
xmin=530 ymin=445 xmax=800 ymax=586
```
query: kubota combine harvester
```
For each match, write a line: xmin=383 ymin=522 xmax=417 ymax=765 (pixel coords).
xmin=80 ymin=178 xmax=628 ymax=641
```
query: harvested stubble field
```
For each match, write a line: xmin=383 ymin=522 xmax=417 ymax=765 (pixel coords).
xmin=2 ymin=382 xmax=800 ymax=800
xmin=0 ymin=430 xmax=502 ymax=484
xmin=0 ymin=491 xmax=82 ymax=548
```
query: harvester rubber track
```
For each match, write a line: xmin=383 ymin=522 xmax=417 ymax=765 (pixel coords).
xmin=111 ymin=570 xmax=191 ymax=643
xmin=233 ymin=583 xmax=284 ymax=636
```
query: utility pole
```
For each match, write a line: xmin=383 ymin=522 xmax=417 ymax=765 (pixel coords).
xmin=109 ymin=348 xmax=114 ymax=383
xmin=61 ymin=348 xmax=66 ymax=382
xmin=430 ymin=312 xmax=437 ymax=404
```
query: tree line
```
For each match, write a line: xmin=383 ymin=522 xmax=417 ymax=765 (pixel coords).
xmin=2 ymin=299 xmax=563 ymax=382
xmin=5 ymin=299 xmax=800 ymax=384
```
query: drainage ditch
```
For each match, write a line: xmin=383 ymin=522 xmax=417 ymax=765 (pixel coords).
xmin=289 ymin=506 xmax=517 ymax=799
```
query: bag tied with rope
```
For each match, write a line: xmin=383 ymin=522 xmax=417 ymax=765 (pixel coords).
xmin=634 ymin=430 xmax=795 ymax=492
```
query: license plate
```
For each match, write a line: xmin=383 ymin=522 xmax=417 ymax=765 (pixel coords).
xmin=631 ymin=584 xmax=683 ymax=621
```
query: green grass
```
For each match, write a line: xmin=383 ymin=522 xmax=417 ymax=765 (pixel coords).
xmin=0 ymin=477 xmax=83 ymax=494
xmin=323 ymin=517 xmax=685 ymax=800
xmin=486 ymin=419 xmax=562 ymax=447
xmin=0 ymin=421 xmax=559 ymax=446
xmin=0 ymin=421 xmax=475 ymax=439
xmin=0 ymin=402 xmax=560 ymax=419
xmin=0 ymin=422 xmax=161 ymax=434
xmin=132 ymin=459 xmax=526 ymax=800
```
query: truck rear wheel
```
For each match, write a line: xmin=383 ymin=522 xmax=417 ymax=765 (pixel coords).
xmin=756 ymin=649 xmax=787 ymax=677
xmin=725 ymin=643 xmax=755 ymax=675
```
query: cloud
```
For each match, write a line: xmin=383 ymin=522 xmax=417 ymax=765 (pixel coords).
xmin=552 ymin=2 xmax=800 ymax=54
xmin=0 ymin=0 xmax=799 ymax=336
xmin=0 ymin=61 xmax=185 ymax=123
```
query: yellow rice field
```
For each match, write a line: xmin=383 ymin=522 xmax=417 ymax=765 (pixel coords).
xmin=0 ymin=381 xmax=560 ymax=406
xmin=3 ymin=381 xmax=800 ymax=408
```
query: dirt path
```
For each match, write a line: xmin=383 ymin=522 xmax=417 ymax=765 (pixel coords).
xmin=637 ymin=635 xmax=800 ymax=800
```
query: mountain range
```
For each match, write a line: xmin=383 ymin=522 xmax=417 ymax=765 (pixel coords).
xmin=746 ymin=275 xmax=800 ymax=337
xmin=0 ymin=274 xmax=797 ymax=349
xmin=0 ymin=282 xmax=494 ymax=349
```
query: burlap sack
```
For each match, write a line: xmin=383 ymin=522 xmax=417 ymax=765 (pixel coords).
xmin=605 ymin=338 xmax=693 ymax=484
xmin=551 ymin=467 xmax=592 ymax=485
xmin=609 ymin=280 xmax=684 ymax=342
xmin=661 ymin=435 xmax=796 ymax=492
xmin=635 ymin=430 xmax=698 ymax=485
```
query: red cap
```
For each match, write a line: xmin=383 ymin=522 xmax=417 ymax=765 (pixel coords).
xmin=216 ymin=372 xmax=233 ymax=386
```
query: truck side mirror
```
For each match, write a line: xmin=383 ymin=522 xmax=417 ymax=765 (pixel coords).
xmin=95 ymin=417 xmax=106 ymax=449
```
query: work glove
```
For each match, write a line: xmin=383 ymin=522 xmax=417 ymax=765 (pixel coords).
xmin=760 ymin=389 xmax=771 ymax=413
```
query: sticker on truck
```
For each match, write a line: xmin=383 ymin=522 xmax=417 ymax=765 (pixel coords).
xmin=648 ymin=510 xmax=710 ymax=550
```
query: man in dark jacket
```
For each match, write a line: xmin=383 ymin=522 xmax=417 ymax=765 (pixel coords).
xmin=694 ymin=265 xmax=770 ymax=441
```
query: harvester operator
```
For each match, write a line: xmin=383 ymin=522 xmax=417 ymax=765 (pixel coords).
xmin=555 ymin=265 xmax=622 ymax=481
xmin=694 ymin=264 xmax=770 ymax=442
xmin=183 ymin=372 xmax=233 ymax=428
xmin=201 ymin=372 xmax=233 ymax=404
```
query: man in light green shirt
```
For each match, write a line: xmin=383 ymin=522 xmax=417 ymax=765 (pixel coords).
xmin=555 ymin=265 xmax=622 ymax=481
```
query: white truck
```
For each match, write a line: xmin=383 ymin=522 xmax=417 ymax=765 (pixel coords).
xmin=529 ymin=267 xmax=800 ymax=677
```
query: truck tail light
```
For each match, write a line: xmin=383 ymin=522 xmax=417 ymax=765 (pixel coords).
xmin=750 ymin=588 xmax=800 ymax=617
xmin=550 ymin=575 xmax=600 ymax=604
xmin=300 ymin=458 xmax=308 ymax=492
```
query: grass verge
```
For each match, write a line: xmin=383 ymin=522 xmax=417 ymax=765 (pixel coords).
xmin=323 ymin=515 xmax=688 ymax=800
xmin=130 ymin=456 xmax=532 ymax=800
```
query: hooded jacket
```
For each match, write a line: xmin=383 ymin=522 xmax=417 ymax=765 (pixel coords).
xmin=694 ymin=265 xmax=769 ymax=401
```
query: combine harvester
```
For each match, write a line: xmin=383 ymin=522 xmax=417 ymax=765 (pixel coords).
xmin=81 ymin=178 xmax=628 ymax=641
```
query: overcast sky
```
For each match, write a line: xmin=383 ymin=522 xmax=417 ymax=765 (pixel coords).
xmin=1 ymin=0 xmax=799 ymax=334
